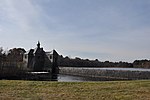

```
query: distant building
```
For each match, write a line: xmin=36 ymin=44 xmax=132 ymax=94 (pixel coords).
xmin=23 ymin=41 xmax=59 ymax=74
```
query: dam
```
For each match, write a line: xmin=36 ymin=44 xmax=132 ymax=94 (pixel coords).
xmin=59 ymin=67 xmax=150 ymax=80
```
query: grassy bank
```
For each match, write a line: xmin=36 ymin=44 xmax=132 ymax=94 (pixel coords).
xmin=0 ymin=80 xmax=150 ymax=100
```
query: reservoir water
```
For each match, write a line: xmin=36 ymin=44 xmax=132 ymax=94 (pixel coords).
xmin=57 ymin=74 xmax=110 ymax=82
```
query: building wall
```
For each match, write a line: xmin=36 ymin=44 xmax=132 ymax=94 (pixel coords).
xmin=23 ymin=50 xmax=58 ymax=72
xmin=22 ymin=42 xmax=59 ymax=73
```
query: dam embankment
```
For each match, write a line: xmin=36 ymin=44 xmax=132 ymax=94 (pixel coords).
xmin=59 ymin=67 xmax=150 ymax=80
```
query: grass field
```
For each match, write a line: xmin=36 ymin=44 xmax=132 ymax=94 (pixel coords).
xmin=0 ymin=80 xmax=150 ymax=100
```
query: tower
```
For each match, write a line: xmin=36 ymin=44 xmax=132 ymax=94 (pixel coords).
xmin=37 ymin=41 xmax=40 ymax=48
xmin=33 ymin=41 xmax=45 ymax=71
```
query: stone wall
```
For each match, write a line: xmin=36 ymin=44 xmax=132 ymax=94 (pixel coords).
xmin=59 ymin=67 xmax=150 ymax=80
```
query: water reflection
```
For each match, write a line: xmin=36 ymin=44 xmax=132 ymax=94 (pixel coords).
xmin=58 ymin=74 xmax=86 ymax=82
xmin=57 ymin=74 xmax=122 ymax=82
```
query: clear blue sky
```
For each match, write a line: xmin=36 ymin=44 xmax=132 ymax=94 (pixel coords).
xmin=0 ymin=0 xmax=150 ymax=62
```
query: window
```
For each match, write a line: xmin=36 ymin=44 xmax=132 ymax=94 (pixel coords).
xmin=25 ymin=55 xmax=27 ymax=59
xmin=50 ymin=55 xmax=52 ymax=59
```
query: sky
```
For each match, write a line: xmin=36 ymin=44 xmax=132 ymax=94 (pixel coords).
xmin=0 ymin=0 xmax=150 ymax=62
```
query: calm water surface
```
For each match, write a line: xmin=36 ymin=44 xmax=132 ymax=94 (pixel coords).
xmin=57 ymin=74 xmax=123 ymax=82
xmin=57 ymin=74 xmax=101 ymax=82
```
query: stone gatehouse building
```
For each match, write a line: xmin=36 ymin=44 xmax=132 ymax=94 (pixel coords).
xmin=23 ymin=41 xmax=59 ymax=73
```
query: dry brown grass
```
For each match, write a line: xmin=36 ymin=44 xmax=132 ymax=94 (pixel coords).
xmin=0 ymin=80 xmax=150 ymax=100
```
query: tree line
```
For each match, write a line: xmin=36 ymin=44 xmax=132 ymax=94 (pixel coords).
xmin=58 ymin=55 xmax=150 ymax=68
xmin=0 ymin=47 xmax=26 ymax=79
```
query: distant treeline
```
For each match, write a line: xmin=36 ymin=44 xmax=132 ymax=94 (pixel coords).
xmin=58 ymin=55 xmax=150 ymax=68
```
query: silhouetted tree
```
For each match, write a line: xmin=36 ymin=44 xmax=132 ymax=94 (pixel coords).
xmin=0 ymin=47 xmax=3 ymax=70
xmin=133 ymin=59 xmax=150 ymax=68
